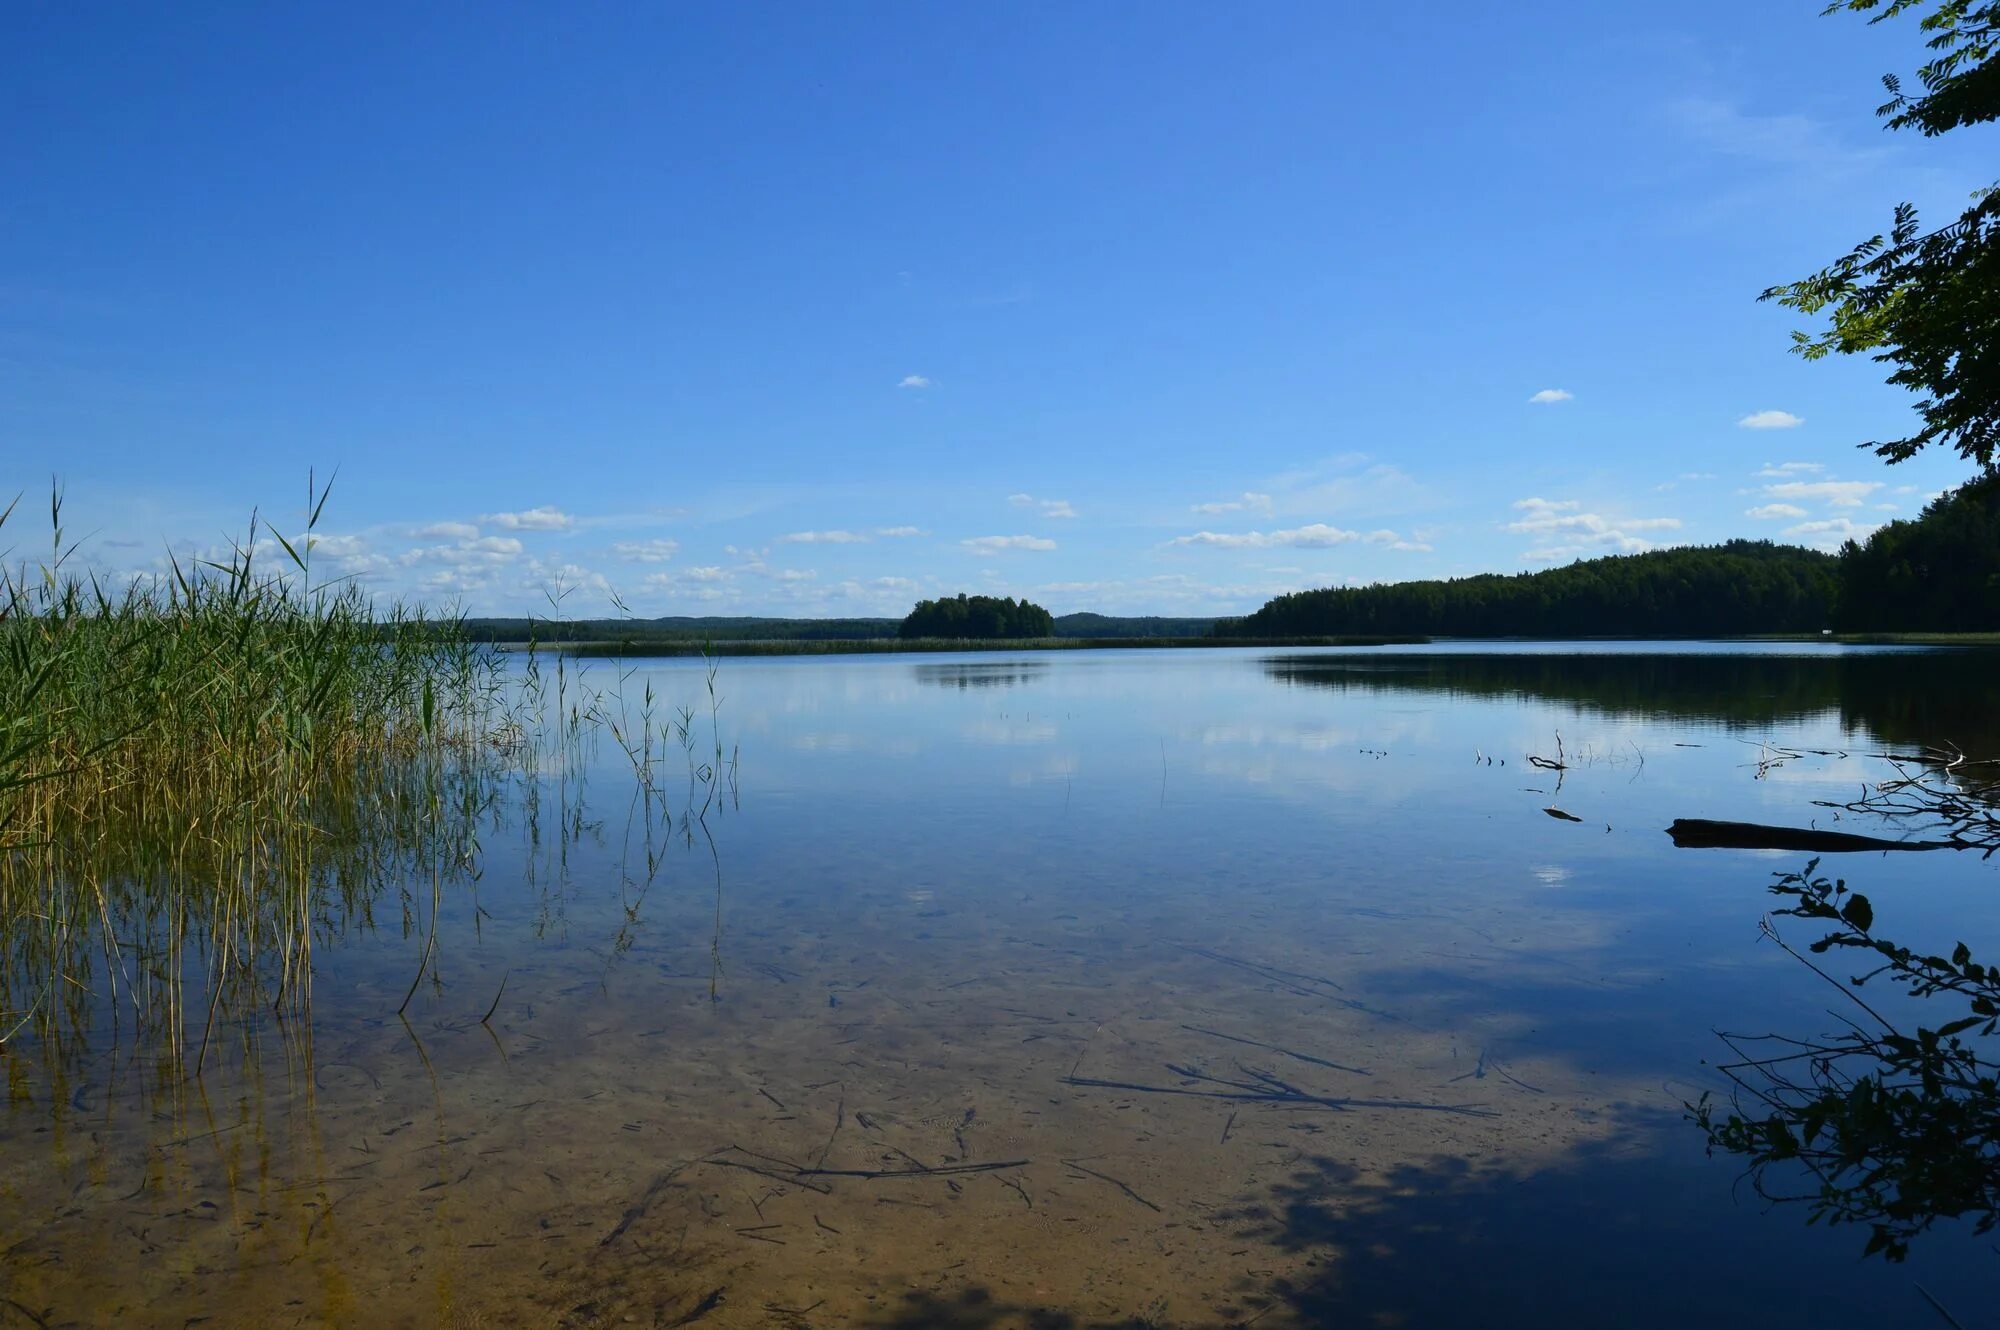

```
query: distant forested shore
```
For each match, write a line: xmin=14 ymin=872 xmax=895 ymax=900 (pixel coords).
xmin=463 ymin=611 xmax=1224 ymax=645
xmin=1218 ymin=541 xmax=1838 ymax=638
xmin=469 ymin=473 xmax=1998 ymax=649
xmin=1222 ymin=472 xmax=1998 ymax=638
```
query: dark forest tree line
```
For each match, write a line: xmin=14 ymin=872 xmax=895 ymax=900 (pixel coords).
xmin=1220 ymin=541 xmax=1840 ymax=638
xmin=1834 ymin=470 xmax=2000 ymax=631
xmin=1223 ymin=473 xmax=2000 ymax=637
xmin=899 ymin=594 xmax=1054 ymax=639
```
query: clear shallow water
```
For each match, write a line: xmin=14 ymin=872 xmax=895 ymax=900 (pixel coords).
xmin=3 ymin=643 xmax=1998 ymax=1328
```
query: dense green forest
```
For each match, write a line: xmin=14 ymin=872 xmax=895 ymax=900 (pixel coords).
xmin=1835 ymin=471 xmax=2000 ymax=631
xmin=1220 ymin=541 xmax=1839 ymax=638
xmin=899 ymin=594 xmax=1054 ymax=639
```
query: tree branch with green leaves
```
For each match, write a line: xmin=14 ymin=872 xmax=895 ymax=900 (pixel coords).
xmin=1764 ymin=1 xmax=1999 ymax=467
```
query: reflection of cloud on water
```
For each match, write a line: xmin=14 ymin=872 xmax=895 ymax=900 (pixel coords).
xmin=1198 ymin=722 xmax=1355 ymax=751
xmin=1531 ymin=864 xmax=1572 ymax=886
xmin=962 ymin=719 xmax=1058 ymax=746
xmin=788 ymin=731 xmax=923 ymax=756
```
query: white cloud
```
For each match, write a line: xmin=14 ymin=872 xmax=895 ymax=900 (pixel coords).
xmin=1008 ymin=494 xmax=1078 ymax=519
xmin=1529 ymin=389 xmax=1573 ymax=404
xmin=1784 ymin=516 xmax=1880 ymax=548
xmin=1739 ymin=410 xmax=1804 ymax=430
xmin=411 ymin=520 xmax=480 ymax=540
xmin=481 ymin=506 xmax=574 ymax=531
xmin=1191 ymin=491 xmax=1276 ymax=515
xmin=898 ymin=375 xmax=932 ymax=389
xmin=1757 ymin=460 xmax=1823 ymax=477
xmin=1678 ymin=472 xmax=1718 ymax=482
xmin=612 ymin=539 xmax=680 ymax=563
xmin=1262 ymin=460 xmax=1435 ymax=519
xmin=875 ymin=526 xmax=927 ymax=538
xmin=1168 ymin=523 xmax=1362 ymax=549
xmin=1746 ymin=503 xmax=1808 ymax=520
xmin=1363 ymin=529 xmax=1433 ymax=553
xmin=1764 ymin=479 xmax=1882 ymax=508
xmin=961 ymin=534 xmax=1057 ymax=552
xmin=779 ymin=530 xmax=869 ymax=544
xmin=1506 ymin=496 xmax=1681 ymax=560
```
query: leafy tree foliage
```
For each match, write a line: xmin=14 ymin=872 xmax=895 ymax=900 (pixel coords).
xmin=1220 ymin=541 xmax=1839 ymax=638
xmin=898 ymin=593 xmax=1055 ymax=639
xmin=1765 ymin=1 xmax=2000 ymax=465
xmin=1835 ymin=469 xmax=2000 ymax=629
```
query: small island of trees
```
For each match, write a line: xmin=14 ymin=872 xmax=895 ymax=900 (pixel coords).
xmin=900 ymin=594 xmax=1055 ymax=639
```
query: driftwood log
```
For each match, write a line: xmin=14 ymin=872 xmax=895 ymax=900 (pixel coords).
xmin=1666 ymin=818 xmax=1953 ymax=853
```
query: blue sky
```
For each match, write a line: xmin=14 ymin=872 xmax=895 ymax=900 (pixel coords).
xmin=4 ymin=3 xmax=1992 ymax=617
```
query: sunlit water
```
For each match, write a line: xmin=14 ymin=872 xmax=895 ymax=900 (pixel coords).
xmin=4 ymin=643 xmax=1998 ymax=1328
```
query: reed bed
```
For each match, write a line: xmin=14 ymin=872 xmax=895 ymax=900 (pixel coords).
xmin=0 ymin=484 xmax=510 ymax=1075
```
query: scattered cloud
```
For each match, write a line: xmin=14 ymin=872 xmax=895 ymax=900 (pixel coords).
xmin=1168 ymin=523 xmax=1362 ymax=550
xmin=1008 ymin=494 xmax=1078 ymax=519
xmin=1506 ymin=496 xmax=1682 ymax=561
xmin=1191 ymin=491 xmax=1276 ymax=516
xmin=1764 ymin=479 xmax=1882 ymax=508
xmin=481 ymin=506 xmax=574 ymax=532
xmin=1757 ymin=460 xmax=1822 ymax=476
xmin=1667 ymin=97 xmax=1899 ymax=220
xmin=1746 ymin=503 xmax=1808 ymax=520
xmin=1739 ymin=410 xmax=1804 ymax=430
xmin=1678 ymin=472 xmax=1719 ymax=482
xmin=779 ymin=529 xmax=870 ymax=544
xmin=611 ymin=538 xmax=680 ymax=563
xmin=897 ymin=375 xmax=932 ymax=389
xmin=1785 ymin=516 xmax=1880 ymax=548
xmin=1529 ymin=388 xmax=1573 ymax=405
xmin=961 ymin=534 xmax=1057 ymax=553
xmin=874 ymin=526 xmax=927 ymax=538
xmin=410 ymin=520 xmax=480 ymax=540
xmin=1261 ymin=459 xmax=1435 ymax=519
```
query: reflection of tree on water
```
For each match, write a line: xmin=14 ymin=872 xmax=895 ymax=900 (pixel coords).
xmin=914 ymin=661 xmax=1051 ymax=690
xmin=1692 ymin=856 xmax=2000 ymax=1263
xmin=1264 ymin=650 xmax=2000 ymax=751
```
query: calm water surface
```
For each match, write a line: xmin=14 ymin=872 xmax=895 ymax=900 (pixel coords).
xmin=4 ymin=643 xmax=1998 ymax=1328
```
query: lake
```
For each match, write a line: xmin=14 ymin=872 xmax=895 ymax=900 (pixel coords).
xmin=3 ymin=642 xmax=1996 ymax=1328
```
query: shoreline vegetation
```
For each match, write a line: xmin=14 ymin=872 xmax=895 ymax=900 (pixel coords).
xmin=554 ymin=634 xmax=1427 ymax=658
xmin=541 ymin=631 xmax=2000 ymax=659
xmin=0 ymin=483 xmax=511 ymax=1068
xmin=2 ymin=484 xmax=744 ymax=1082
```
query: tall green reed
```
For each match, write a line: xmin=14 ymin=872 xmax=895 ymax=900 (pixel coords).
xmin=0 ymin=479 xmax=507 ymax=1074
